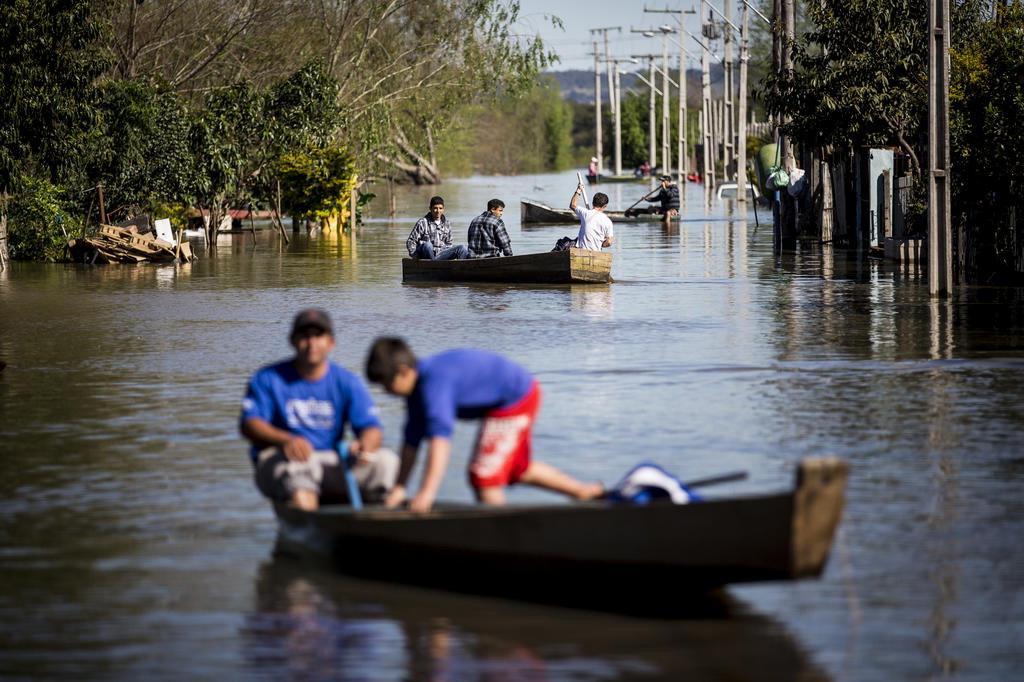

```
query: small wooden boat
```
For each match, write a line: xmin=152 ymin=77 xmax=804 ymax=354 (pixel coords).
xmin=521 ymin=199 xmax=663 ymax=225
xmin=586 ymin=173 xmax=648 ymax=185
xmin=402 ymin=248 xmax=612 ymax=284
xmin=273 ymin=458 xmax=848 ymax=606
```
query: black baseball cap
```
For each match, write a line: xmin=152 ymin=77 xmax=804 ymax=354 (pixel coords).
xmin=291 ymin=308 xmax=333 ymax=336
xmin=659 ymin=174 xmax=672 ymax=182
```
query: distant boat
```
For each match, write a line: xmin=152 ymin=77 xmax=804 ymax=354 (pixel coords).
xmin=586 ymin=173 xmax=648 ymax=185
xmin=521 ymin=199 xmax=662 ymax=225
xmin=402 ymin=248 xmax=612 ymax=284
xmin=273 ymin=457 xmax=849 ymax=605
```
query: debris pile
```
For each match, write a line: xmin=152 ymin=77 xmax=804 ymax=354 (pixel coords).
xmin=68 ymin=224 xmax=195 ymax=264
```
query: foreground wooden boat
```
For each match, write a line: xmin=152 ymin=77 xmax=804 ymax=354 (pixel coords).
xmin=402 ymin=248 xmax=612 ymax=284
xmin=521 ymin=198 xmax=664 ymax=224
xmin=274 ymin=458 xmax=848 ymax=606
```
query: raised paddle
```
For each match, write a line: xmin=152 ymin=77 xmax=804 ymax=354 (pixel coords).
xmin=576 ymin=171 xmax=591 ymax=210
xmin=336 ymin=441 xmax=363 ymax=510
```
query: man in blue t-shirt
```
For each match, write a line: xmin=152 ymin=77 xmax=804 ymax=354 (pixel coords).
xmin=240 ymin=309 xmax=398 ymax=510
xmin=364 ymin=337 xmax=604 ymax=513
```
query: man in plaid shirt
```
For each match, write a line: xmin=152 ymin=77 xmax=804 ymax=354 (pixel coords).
xmin=406 ymin=195 xmax=469 ymax=260
xmin=467 ymin=199 xmax=513 ymax=258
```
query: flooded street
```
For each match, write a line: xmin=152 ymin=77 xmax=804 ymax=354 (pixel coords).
xmin=2 ymin=171 xmax=1023 ymax=680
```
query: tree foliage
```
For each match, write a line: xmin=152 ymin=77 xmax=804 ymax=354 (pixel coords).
xmin=950 ymin=2 xmax=1024 ymax=279
xmin=0 ymin=0 xmax=111 ymax=191
xmin=762 ymin=0 xmax=928 ymax=174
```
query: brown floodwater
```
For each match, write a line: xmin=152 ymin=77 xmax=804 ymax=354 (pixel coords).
xmin=1 ymin=172 xmax=1023 ymax=680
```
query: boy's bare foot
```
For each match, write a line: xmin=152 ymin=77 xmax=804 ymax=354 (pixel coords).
xmin=577 ymin=482 xmax=604 ymax=501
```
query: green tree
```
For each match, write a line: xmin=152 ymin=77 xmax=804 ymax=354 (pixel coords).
xmin=277 ymin=144 xmax=358 ymax=227
xmin=0 ymin=0 xmax=110 ymax=191
xmin=950 ymin=2 xmax=1024 ymax=280
xmin=762 ymin=0 xmax=928 ymax=176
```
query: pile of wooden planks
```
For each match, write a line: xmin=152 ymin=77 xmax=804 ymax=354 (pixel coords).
xmin=68 ymin=224 xmax=195 ymax=264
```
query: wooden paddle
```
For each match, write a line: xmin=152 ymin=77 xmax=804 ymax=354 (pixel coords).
xmin=683 ymin=471 xmax=748 ymax=489
xmin=623 ymin=188 xmax=659 ymax=216
xmin=576 ymin=171 xmax=591 ymax=210
xmin=337 ymin=441 xmax=363 ymax=510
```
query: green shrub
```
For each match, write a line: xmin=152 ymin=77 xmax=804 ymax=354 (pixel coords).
xmin=7 ymin=176 xmax=80 ymax=261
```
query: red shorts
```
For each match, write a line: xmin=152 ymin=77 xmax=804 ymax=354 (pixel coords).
xmin=468 ymin=381 xmax=541 ymax=489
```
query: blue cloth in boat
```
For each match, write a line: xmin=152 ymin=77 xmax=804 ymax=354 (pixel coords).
xmin=605 ymin=461 xmax=700 ymax=504
xmin=241 ymin=360 xmax=381 ymax=462
xmin=403 ymin=349 xmax=534 ymax=446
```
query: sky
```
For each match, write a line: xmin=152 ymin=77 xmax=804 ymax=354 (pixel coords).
xmin=515 ymin=0 xmax=713 ymax=73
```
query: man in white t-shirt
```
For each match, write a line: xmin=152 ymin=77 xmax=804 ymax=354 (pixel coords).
xmin=558 ymin=184 xmax=613 ymax=251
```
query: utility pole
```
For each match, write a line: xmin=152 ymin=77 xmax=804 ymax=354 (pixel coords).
xmin=591 ymin=27 xmax=621 ymax=176
xmin=701 ymin=4 xmax=715 ymax=192
xmin=928 ymin=0 xmax=952 ymax=295
xmin=736 ymin=1 xmax=750 ymax=205
xmin=648 ymin=56 xmax=658 ymax=171
xmin=592 ymin=42 xmax=603 ymax=175
xmin=723 ymin=0 xmax=735 ymax=181
xmin=614 ymin=64 xmax=623 ymax=176
xmin=630 ymin=53 xmax=664 ymax=175
xmin=661 ymin=29 xmax=672 ymax=176
xmin=611 ymin=57 xmax=637 ymax=177
xmin=703 ymin=0 xmax=766 ymax=203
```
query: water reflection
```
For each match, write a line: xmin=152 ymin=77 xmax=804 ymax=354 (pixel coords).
xmin=244 ymin=557 xmax=831 ymax=681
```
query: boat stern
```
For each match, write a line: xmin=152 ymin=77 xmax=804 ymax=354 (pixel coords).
xmin=789 ymin=457 xmax=849 ymax=577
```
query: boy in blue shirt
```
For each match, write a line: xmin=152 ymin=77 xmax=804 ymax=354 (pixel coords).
xmin=365 ymin=337 xmax=603 ymax=513
xmin=241 ymin=309 xmax=398 ymax=510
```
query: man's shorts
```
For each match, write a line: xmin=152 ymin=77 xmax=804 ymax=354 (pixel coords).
xmin=255 ymin=447 xmax=398 ymax=504
xmin=468 ymin=381 xmax=541 ymax=489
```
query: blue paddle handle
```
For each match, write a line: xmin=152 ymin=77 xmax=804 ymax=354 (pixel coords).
xmin=337 ymin=442 xmax=363 ymax=510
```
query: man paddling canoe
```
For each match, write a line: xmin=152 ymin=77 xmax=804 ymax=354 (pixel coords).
xmin=625 ymin=174 xmax=680 ymax=225
xmin=558 ymin=183 xmax=614 ymax=251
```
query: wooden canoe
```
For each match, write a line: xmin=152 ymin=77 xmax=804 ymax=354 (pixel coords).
xmin=402 ymin=248 xmax=612 ymax=284
xmin=520 ymin=199 xmax=663 ymax=225
xmin=586 ymin=173 xmax=649 ymax=185
xmin=273 ymin=458 xmax=848 ymax=606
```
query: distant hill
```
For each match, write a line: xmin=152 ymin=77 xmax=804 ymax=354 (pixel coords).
xmin=547 ymin=67 xmax=727 ymax=108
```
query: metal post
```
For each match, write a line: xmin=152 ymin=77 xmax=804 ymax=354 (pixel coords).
xmin=736 ymin=1 xmax=750 ymax=205
xmin=928 ymin=0 xmax=952 ymax=295
xmin=593 ymin=42 xmax=603 ymax=175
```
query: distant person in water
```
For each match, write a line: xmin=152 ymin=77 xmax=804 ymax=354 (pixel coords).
xmin=365 ymin=337 xmax=604 ymax=513
xmin=240 ymin=308 xmax=398 ymax=511
xmin=553 ymin=184 xmax=614 ymax=252
xmin=587 ymin=157 xmax=599 ymax=183
xmin=467 ymin=199 xmax=512 ymax=258
xmin=405 ymin=195 xmax=469 ymax=260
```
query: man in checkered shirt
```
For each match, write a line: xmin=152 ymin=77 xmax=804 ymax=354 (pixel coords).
xmin=405 ymin=195 xmax=469 ymax=260
xmin=467 ymin=199 xmax=513 ymax=258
